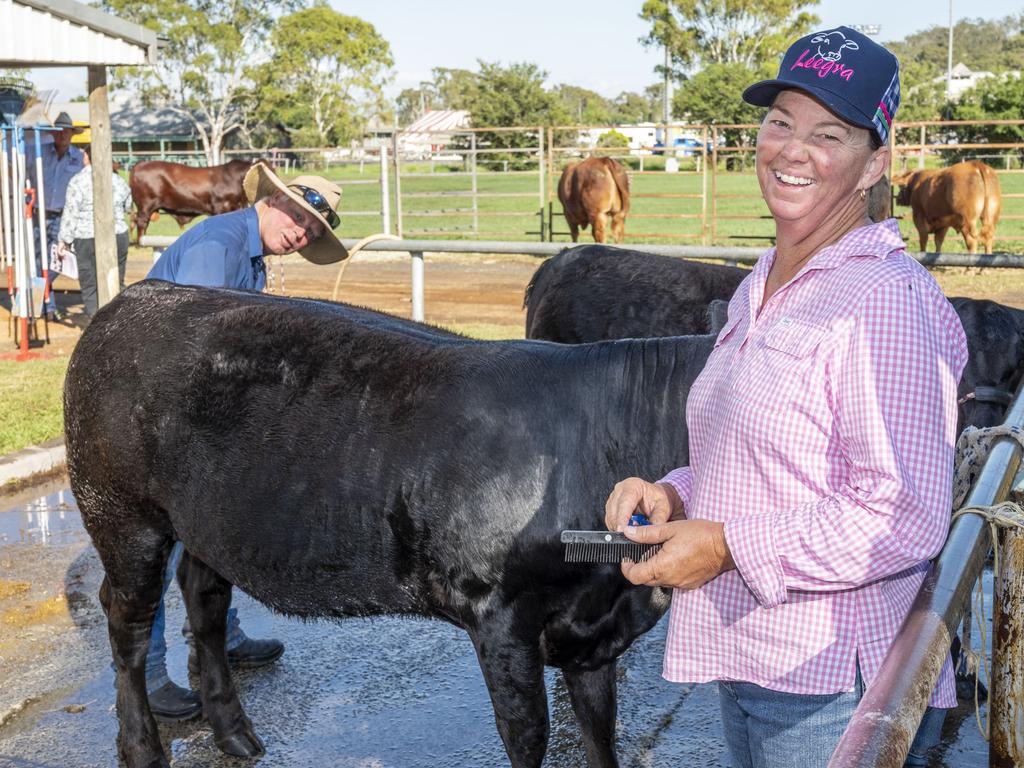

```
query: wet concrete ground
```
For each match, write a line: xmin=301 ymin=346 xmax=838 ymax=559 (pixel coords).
xmin=0 ymin=484 xmax=996 ymax=767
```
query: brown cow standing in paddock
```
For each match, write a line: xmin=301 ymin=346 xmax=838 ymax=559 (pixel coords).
xmin=893 ymin=160 xmax=1002 ymax=254
xmin=558 ymin=156 xmax=630 ymax=243
xmin=129 ymin=159 xmax=254 ymax=242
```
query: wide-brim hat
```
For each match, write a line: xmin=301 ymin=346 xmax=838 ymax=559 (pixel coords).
xmin=53 ymin=111 xmax=86 ymax=134
xmin=742 ymin=26 xmax=900 ymax=145
xmin=243 ymin=161 xmax=348 ymax=265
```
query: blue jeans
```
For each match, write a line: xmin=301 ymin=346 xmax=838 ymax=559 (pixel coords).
xmin=718 ymin=667 xmax=946 ymax=767
xmin=33 ymin=217 xmax=59 ymax=312
xmin=145 ymin=541 xmax=245 ymax=692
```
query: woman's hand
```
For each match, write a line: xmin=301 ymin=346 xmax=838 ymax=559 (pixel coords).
xmin=619 ymin=519 xmax=735 ymax=589
xmin=56 ymin=241 xmax=71 ymax=258
xmin=605 ymin=477 xmax=683 ymax=531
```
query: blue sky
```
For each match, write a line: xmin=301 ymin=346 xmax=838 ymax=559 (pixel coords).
xmin=26 ymin=0 xmax=1022 ymax=103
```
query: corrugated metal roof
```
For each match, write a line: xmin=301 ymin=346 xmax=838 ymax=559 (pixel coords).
xmin=108 ymin=95 xmax=196 ymax=139
xmin=400 ymin=109 xmax=470 ymax=154
xmin=0 ymin=0 xmax=157 ymax=66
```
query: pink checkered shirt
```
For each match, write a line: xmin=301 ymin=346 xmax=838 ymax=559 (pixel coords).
xmin=658 ymin=220 xmax=967 ymax=707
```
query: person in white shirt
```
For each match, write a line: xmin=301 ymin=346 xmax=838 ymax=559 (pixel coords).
xmin=56 ymin=151 xmax=133 ymax=316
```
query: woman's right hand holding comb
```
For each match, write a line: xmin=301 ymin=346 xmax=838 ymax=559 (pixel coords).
xmin=605 ymin=477 xmax=683 ymax=533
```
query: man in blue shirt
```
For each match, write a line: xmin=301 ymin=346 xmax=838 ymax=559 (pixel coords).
xmin=32 ymin=111 xmax=85 ymax=317
xmin=144 ymin=162 xmax=348 ymax=721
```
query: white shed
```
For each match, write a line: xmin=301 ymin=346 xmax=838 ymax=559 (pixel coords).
xmin=0 ymin=0 xmax=157 ymax=318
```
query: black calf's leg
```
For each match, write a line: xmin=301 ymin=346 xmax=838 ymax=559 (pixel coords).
xmin=469 ymin=619 xmax=549 ymax=768
xmin=177 ymin=550 xmax=265 ymax=758
xmin=562 ymin=663 xmax=620 ymax=768
xmin=96 ymin=532 xmax=171 ymax=768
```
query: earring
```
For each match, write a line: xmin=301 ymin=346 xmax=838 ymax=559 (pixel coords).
xmin=859 ymin=188 xmax=867 ymax=200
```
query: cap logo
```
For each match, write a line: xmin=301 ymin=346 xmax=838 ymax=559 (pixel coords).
xmin=791 ymin=30 xmax=859 ymax=82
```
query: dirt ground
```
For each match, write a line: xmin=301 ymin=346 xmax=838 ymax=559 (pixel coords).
xmin=4 ymin=248 xmax=542 ymax=347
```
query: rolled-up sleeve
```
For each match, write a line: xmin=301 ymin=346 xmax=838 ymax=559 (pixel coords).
xmin=726 ymin=278 xmax=967 ymax=606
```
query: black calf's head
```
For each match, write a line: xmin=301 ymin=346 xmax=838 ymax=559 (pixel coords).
xmin=953 ymin=298 xmax=1024 ymax=432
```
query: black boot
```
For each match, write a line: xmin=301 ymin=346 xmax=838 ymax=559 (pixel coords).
xmin=189 ymin=636 xmax=285 ymax=675
xmin=147 ymin=680 xmax=202 ymax=723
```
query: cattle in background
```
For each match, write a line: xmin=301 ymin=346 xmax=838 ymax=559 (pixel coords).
xmin=893 ymin=160 xmax=1002 ymax=254
xmin=557 ymin=157 xmax=631 ymax=243
xmin=65 ymin=281 xmax=721 ymax=768
xmin=129 ymin=159 xmax=254 ymax=242
xmin=525 ymin=245 xmax=747 ymax=342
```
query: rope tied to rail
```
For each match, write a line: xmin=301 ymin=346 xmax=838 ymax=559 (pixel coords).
xmin=949 ymin=423 xmax=1024 ymax=740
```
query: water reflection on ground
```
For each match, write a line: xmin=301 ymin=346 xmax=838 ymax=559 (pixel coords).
xmin=0 ymin=485 xmax=85 ymax=545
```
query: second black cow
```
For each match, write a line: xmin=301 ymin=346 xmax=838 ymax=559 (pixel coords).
xmin=65 ymin=281 xmax=720 ymax=768
xmin=525 ymin=245 xmax=747 ymax=342
xmin=525 ymin=246 xmax=1024 ymax=431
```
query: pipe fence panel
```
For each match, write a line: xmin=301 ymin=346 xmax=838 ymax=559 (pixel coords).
xmin=123 ymin=119 xmax=1024 ymax=252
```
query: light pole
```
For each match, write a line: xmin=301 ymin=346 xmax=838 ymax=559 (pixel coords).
xmin=947 ymin=0 xmax=954 ymax=101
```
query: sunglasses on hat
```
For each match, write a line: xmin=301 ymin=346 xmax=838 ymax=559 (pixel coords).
xmin=288 ymin=184 xmax=340 ymax=229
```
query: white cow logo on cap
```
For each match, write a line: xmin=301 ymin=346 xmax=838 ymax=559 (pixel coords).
xmin=810 ymin=30 xmax=860 ymax=62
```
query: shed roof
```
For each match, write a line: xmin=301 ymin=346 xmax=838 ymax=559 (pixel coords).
xmin=0 ymin=0 xmax=158 ymax=67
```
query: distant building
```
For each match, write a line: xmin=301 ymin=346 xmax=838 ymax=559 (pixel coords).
xmin=399 ymin=110 xmax=470 ymax=158
xmin=50 ymin=95 xmax=202 ymax=164
xmin=931 ymin=62 xmax=1021 ymax=101
xmin=576 ymin=122 xmax=704 ymax=155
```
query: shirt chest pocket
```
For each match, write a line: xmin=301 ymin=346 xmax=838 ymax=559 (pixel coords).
xmin=729 ymin=319 xmax=830 ymax=412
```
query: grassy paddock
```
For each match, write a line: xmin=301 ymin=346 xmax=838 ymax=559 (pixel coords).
xmin=0 ymin=354 xmax=69 ymax=459
xmin=141 ymin=163 xmax=1024 ymax=252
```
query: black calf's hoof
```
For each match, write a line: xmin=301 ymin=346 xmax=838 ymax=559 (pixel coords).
xmin=217 ymin=727 xmax=266 ymax=758
xmin=148 ymin=681 xmax=202 ymax=723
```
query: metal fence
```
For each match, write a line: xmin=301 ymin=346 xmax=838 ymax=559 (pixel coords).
xmin=120 ymin=119 xmax=1024 ymax=249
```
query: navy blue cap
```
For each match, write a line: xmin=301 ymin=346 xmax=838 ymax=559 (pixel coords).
xmin=742 ymin=26 xmax=900 ymax=144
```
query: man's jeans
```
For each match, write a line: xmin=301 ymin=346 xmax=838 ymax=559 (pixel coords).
xmin=33 ymin=217 xmax=60 ymax=313
xmin=144 ymin=542 xmax=245 ymax=693
xmin=718 ymin=665 xmax=946 ymax=768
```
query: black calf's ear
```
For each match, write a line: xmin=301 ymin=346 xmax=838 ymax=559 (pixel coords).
xmin=707 ymin=300 xmax=730 ymax=335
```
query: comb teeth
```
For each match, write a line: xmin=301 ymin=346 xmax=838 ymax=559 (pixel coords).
xmin=560 ymin=530 xmax=661 ymax=564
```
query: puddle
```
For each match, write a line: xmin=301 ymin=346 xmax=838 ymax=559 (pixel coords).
xmin=0 ymin=487 xmax=86 ymax=546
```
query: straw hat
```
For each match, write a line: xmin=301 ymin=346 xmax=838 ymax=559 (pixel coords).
xmin=243 ymin=161 xmax=348 ymax=265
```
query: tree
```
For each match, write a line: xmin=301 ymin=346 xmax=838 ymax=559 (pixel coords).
xmin=951 ymin=73 xmax=1024 ymax=163
xmin=395 ymin=68 xmax=477 ymax=127
xmin=431 ymin=67 xmax=479 ymax=110
xmin=104 ymin=0 xmax=304 ymax=164
xmin=888 ymin=15 xmax=1024 ymax=94
xmin=465 ymin=61 xmax=568 ymax=168
xmin=260 ymin=5 xmax=393 ymax=147
xmin=554 ymin=84 xmax=613 ymax=124
xmin=610 ymin=90 xmax=660 ymax=123
xmin=640 ymin=0 xmax=819 ymax=73
xmin=673 ymin=62 xmax=773 ymax=156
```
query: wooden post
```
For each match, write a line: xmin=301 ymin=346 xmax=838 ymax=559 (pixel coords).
xmin=89 ymin=66 xmax=119 ymax=309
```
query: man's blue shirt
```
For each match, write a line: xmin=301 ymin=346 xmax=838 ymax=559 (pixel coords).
xmin=147 ymin=208 xmax=266 ymax=291
xmin=35 ymin=144 xmax=85 ymax=211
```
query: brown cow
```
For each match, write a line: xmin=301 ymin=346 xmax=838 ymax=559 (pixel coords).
xmin=893 ymin=160 xmax=1002 ymax=254
xmin=557 ymin=156 xmax=630 ymax=243
xmin=129 ymin=159 xmax=254 ymax=242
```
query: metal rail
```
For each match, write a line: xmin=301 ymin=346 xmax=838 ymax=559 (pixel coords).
xmin=829 ymin=384 xmax=1024 ymax=767
xmin=137 ymin=236 xmax=1024 ymax=324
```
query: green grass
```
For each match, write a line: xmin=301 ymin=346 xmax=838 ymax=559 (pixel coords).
xmin=142 ymin=161 xmax=1023 ymax=252
xmin=0 ymin=354 xmax=69 ymax=458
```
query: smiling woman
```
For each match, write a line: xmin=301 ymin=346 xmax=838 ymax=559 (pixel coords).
xmin=603 ymin=25 xmax=969 ymax=768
